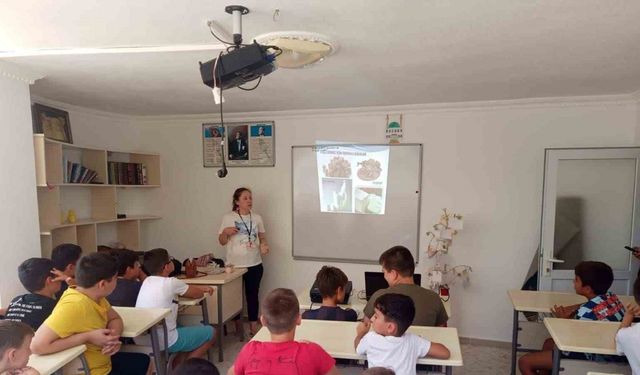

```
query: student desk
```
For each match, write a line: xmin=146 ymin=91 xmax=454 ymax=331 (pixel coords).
xmin=28 ymin=345 xmax=88 ymax=375
xmin=177 ymin=295 xmax=212 ymax=360
xmin=544 ymin=318 xmax=626 ymax=375
xmin=297 ymin=289 xmax=452 ymax=320
xmin=507 ymin=290 xmax=635 ymax=375
xmin=179 ymin=268 xmax=247 ymax=362
xmin=252 ymin=320 xmax=463 ymax=375
xmin=114 ymin=306 xmax=171 ymax=375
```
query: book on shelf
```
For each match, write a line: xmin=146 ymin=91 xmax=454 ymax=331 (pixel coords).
xmin=61 ymin=161 xmax=99 ymax=184
xmin=107 ymin=162 xmax=148 ymax=185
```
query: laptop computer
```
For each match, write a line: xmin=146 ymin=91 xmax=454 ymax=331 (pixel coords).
xmin=364 ymin=271 xmax=422 ymax=301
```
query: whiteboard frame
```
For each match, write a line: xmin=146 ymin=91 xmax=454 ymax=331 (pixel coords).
xmin=291 ymin=143 xmax=423 ymax=264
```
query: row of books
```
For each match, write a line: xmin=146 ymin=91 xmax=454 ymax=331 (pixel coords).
xmin=108 ymin=162 xmax=148 ymax=185
xmin=63 ymin=159 xmax=99 ymax=184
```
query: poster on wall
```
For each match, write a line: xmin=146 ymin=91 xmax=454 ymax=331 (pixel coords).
xmin=203 ymin=121 xmax=275 ymax=167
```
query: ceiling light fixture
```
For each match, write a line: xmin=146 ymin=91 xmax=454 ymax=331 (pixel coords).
xmin=254 ymin=31 xmax=338 ymax=69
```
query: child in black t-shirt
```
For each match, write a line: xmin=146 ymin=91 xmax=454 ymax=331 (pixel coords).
xmin=4 ymin=258 xmax=61 ymax=330
xmin=106 ymin=249 xmax=145 ymax=307
xmin=302 ymin=266 xmax=357 ymax=321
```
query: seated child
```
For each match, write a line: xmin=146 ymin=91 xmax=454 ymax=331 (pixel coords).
xmin=174 ymin=358 xmax=220 ymax=375
xmin=364 ymin=246 xmax=448 ymax=327
xmin=51 ymin=243 xmax=82 ymax=299
xmin=230 ymin=288 xmax=339 ymax=375
xmin=30 ymin=252 xmax=150 ymax=375
xmin=4 ymin=258 xmax=61 ymax=329
xmin=106 ymin=249 xmax=144 ymax=307
xmin=0 ymin=321 xmax=38 ymax=375
xmin=616 ymin=276 xmax=640 ymax=374
xmin=302 ymin=266 xmax=357 ymax=321
xmin=518 ymin=261 xmax=625 ymax=375
xmin=355 ymin=293 xmax=450 ymax=375
xmin=135 ymin=248 xmax=215 ymax=365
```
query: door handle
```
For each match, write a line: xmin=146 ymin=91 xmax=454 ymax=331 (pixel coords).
xmin=547 ymin=258 xmax=565 ymax=263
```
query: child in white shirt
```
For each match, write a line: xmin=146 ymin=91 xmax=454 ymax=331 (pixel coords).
xmin=136 ymin=248 xmax=215 ymax=367
xmin=615 ymin=277 xmax=640 ymax=375
xmin=354 ymin=293 xmax=450 ymax=375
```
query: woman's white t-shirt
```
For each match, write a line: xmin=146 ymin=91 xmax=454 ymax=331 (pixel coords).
xmin=218 ymin=211 xmax=265 ymax=267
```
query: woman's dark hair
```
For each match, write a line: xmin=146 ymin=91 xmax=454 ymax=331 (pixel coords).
xmin=232 ymin=187 xmax=251 ymax=211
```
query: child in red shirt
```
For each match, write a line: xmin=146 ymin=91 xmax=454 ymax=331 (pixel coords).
xmin=229 ymin=288 xmax=339 ymax=375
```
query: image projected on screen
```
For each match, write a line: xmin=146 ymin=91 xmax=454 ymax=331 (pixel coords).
xmin=316 ymin=144 xmax=390 ymax=214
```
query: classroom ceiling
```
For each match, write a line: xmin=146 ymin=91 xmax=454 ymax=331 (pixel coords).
xmin=1 ymin=0 xmax=640 ymax=115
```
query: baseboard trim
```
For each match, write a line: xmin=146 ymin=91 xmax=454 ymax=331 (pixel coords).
xmin=459 ymin=336 xmax=512 ymax=349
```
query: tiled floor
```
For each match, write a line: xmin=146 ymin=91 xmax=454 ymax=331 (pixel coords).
xmin=211 ymin=331 xmax=513 ymax=375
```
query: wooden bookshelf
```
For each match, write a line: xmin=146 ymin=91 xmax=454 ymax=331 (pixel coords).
xmin=33 ymin=135 xmax=161 ymax=255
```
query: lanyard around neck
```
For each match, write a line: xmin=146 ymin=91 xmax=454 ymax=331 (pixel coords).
xmin=237 ymin=210 xmax=252 ymax=239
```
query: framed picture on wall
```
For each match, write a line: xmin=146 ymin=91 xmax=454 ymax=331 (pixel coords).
xmin=32 ymin=103 xmax=73 ymax=144
xmin=202 ymin=121 xmax=275 ymax=167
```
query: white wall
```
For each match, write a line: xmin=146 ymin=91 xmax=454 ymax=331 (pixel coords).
xmin=54 ymin=96 xmax=639 ymax=342
xmin=0 ymin=75 xmax=42 ymax=306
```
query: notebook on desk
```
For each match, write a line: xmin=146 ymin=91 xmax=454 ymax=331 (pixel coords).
xmin=364 ymin=271 xmax=421 ymax=301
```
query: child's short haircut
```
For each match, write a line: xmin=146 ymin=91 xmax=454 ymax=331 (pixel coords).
xmin=112 ymin=249 xmax=140 ymax=277
xmin=173 ymin=358 xmax=220 ymax=375
xmin=0 ymin=321 xmax=33 ymax=357
xmin=75 ymin=253 xmax=118 ymax=288
xmin=143 ymin=248 xmax=171 ymax=276
xmin=574 ymin=261 xmax=614 ymax=295
xmin=261 ymin=288 xmax=299 ymax=334
xmin=362 ymin=367 xmax=396 ymax=375
xmin=18 ymin=258 xmax=55 ymax=293
xmin=374 ymin=293 xmax=415 ymax=337
xmin=51 ymin=243 xmax=82 ymax=271
xmin=378 ymin=246 xmax=415 ymax=277
xmin=315 ymin=266 xmax=349 ymax=298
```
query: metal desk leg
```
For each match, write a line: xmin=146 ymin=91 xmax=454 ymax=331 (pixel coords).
xmin=217 ymin=285 xmax=224 ymax=362
xmin=551 ymin=346 xmax=561 ymax=375
xmin=201 ymin=298 xmax=212 ymax=361
xmin=511 ymin=309 xmax=519 ymax=375
xmin=150 ymin=325 xmax=164 ymax=375
xmin=79 ymin=353 xmax=90 ymax=375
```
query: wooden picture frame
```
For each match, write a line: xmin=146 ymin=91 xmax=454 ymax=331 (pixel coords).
xmin=203 ymin=121 xmax=275 ymax=167
xmin=32 ymin=103 xmax=73 ymax=144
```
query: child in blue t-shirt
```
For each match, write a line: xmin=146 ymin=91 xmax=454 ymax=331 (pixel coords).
xmin=518 ymin=261 xmax=625 ymax=375
xmin=302 ymin=266 xmax=357 ymax=322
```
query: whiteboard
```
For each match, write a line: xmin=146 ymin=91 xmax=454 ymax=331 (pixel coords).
xmin=292 ymin=144 xmax=422 ymax=263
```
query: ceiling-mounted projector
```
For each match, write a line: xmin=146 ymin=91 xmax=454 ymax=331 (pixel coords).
xmin=199 ymin=42 xmax=276 ymax=91
xmin=199 ymin=5 xmax=278 ymax=91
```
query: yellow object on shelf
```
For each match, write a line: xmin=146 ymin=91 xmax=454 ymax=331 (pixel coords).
xmin=67 ymin=210 xmax=77 ymax=224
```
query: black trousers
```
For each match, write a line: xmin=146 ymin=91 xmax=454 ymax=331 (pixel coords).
xmin=109 ymin=352 xmax=150 ymax=375
xmin=242 ymin=263 xmax=264 ymax=322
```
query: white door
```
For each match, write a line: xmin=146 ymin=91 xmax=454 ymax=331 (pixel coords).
xmin=539 ymin=148 xmax=640 ymax=294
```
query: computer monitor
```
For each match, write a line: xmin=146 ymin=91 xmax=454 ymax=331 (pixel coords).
xmin=364 ymin=271 xmax=422 ymax=300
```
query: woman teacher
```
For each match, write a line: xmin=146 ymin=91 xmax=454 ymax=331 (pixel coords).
xmin=218 ymin=187 xmax=269 ymax=335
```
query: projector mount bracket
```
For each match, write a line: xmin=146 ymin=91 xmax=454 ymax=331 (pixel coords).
xmin=225 ymin=5 xmax=250 ymax=47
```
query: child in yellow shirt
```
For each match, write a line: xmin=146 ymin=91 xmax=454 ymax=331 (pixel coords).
xmin=30 ymin=252 xmax=150 ymax=375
